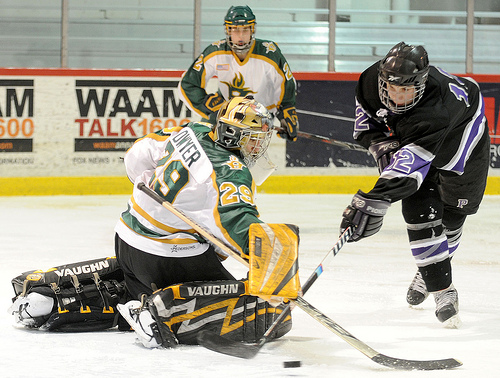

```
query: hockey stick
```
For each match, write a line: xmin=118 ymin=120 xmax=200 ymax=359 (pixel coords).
xmin=296 ymin=109 xmax=355 ymax=123
xmin=138 ymin=183 xmax=462 ymax=370
xmin=276 ymin=126 xmax=367 ymax=151
xmin=292 ymin=296 xmax=462 ymax=370
xmin=197 ymin=226 xmax=354 ymax=359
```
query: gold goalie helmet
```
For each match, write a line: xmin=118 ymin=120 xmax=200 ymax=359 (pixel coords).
xmin=214 ymin=95 xmax=274 ymax=166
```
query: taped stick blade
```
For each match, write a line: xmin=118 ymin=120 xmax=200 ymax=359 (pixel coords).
xmin=371 ymin=354 xmax=463 ymax=370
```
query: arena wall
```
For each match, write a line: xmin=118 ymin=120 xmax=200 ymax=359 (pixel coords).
xmin=0 ymin=69 xmax=499 ymax=195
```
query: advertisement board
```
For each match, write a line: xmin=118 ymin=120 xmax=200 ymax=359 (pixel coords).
xmin=0 ymin=70 xmax=189 ymax=178
xmin=1 ymin=69 xmax=499 ymax=194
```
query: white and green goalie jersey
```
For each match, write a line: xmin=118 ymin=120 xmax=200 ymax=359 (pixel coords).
xmin=115 ymin=123 xmax=262 ymax=259
xmin=178 ymin=38 xmax=297 ymax=119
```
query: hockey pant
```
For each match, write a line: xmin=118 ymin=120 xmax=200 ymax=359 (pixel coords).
xmin=10 ymin=256 xmax=128 ymax=332
xmin=146 ymin=279 xmax=292 ymax=345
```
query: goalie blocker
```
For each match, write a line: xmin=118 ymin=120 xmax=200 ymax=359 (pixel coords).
xmin=247 ymin=223 xmax=301 ymax=301
xmin=9 ymin=257 xmax=128 ymax=332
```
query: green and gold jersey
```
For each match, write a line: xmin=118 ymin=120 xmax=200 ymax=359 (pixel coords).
xmin=115 ymin=122 xmax=262 ymax=258
xmin=178 ymin=38 xmax=296 ymax=119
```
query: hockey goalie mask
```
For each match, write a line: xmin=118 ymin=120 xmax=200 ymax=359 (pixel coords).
xmin=224 ymin=5 xmax=256 ymax=54
xmin=378 ymin=42 xmax=429 ymax=114
xmin=215 ymin=96 xmax=273 ymax=167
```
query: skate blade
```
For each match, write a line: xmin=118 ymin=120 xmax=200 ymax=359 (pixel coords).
xmin=443 ymin=314 xmax=462 ymax=329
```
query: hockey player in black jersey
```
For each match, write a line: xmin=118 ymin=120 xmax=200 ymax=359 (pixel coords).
xmin=340 ymin=42 xmax=490 ymax=327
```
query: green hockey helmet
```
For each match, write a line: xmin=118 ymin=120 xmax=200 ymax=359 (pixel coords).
xmin=224 ymin=5 xmax=256 ymax=54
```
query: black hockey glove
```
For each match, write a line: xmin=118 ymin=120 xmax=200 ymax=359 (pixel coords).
xmin=203 ymin=93 xmax=225 ymax=114
xmin=340 ymin=190 xmax=391 ymax=242
xmin=277 ymin=106 xmax=299 ymax=142
xmin=368 ymin=137 xmax=400 ymax=174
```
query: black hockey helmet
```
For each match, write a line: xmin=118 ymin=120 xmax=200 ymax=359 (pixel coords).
xmin=224 ymin=5 xmax=256 ymax=54
xmin=378 ymin=42 xmax=430 ymax=113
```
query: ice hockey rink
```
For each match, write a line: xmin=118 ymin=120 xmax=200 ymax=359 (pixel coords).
xmin=1 ymin=193 xmax=499 ymax=377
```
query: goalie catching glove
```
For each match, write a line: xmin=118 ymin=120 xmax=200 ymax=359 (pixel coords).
xmin=277 ymin=106 xmax=299 ymax=142
xmin=340 ymin=190 xmax=391 ymax=242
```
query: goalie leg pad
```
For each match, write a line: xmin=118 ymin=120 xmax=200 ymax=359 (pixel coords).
xmin=147 ymin=280 xmax=292 ymax=345
xmin=10 ymin=256 xmax=128 ymax=332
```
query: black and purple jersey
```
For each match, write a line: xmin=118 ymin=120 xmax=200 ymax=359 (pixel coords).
xmin=354 ymin=63 xmax=490 ymax=205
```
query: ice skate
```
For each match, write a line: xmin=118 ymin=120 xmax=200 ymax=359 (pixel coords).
xmin=433 ymin=284 xmax=461 ymax=328
xmin=117 ymin=300 xmax=162 ymax=348
xmin=118 ymin=299 xmax=178 ymax=348
xmin=406 ymin=271 xmax=429 ymax=306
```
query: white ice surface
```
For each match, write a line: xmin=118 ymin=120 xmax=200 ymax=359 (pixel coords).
xmin=1 ymin=194 xmax=499 ymax=378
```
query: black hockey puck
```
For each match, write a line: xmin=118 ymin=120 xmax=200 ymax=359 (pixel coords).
xmin=283 ymin=361 xmax=301 ymax=368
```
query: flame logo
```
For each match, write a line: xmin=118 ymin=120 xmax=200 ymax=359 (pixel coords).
xmin=220 ymin=72 xmax=257 ymax=98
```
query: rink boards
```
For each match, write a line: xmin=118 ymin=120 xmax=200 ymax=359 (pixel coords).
xmin=1 ymin=69 xmax=499 ymax=195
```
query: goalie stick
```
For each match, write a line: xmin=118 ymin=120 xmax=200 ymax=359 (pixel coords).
xmin=138 ymin=183 xmax=462 ymax=371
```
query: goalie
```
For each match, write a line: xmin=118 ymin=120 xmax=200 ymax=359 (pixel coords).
xmin=9 ymin=96 xmax=300 ymax=347
xmin=114 ymin=95 xmax=300 ymax=348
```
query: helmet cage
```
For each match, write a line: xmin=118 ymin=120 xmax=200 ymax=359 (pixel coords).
xmin=216 ymin=121 xmax=272 ymax=163
xmin=378 ymin=76 xmax=427 ymax=114
xmin=239 ymin=124 xmax=273 ymax=163
xmin=225 ymin=24 xmax=256 ymax=54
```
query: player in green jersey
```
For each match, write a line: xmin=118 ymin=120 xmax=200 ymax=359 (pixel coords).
xmin=178 ymin=5 xmax=298 ymax=142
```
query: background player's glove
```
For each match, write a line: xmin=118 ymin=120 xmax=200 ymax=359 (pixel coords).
xmin=368 ymin=137 xmax=400 ymax=174
xmin=277 ymin=106 xmax=299 ymax=142
xmin=340 ymin=190 xmax=391 ymax=242
xmin=203 ymin=93 xmax=225 ymax=114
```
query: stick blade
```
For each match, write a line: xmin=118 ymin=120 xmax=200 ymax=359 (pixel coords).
xmin=197 ymin=330 xmax=261 ymax=359
xmin=371 ymin=354 xmax=463 ymax=370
